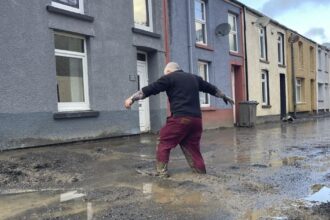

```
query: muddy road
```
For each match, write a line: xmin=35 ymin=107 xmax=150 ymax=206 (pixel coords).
xmin=0 ymin=118 xmax=329 ymax=219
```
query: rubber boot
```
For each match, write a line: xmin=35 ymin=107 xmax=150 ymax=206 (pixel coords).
xmin=156 ymin=162 xmax=169 ymax=178
xmin=180 ymin=145 xmax=206 ymax=174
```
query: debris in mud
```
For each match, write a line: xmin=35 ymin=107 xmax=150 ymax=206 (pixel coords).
xmin=312 ymin=202 xmax=330 ymax=216
xmin=252 ymin=164 xmax=268 ymax=168
xmin=33 ymin=162 xmax=50 ymax=171
xmin=311 ymin=184 xmax=325 ymax=193
xmin=0 ymin=151 xmax=92 ymax=188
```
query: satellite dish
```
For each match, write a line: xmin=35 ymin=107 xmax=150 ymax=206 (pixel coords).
xmin=252 ymin=16 xmax=270 ymax=27
xmin=289 ymin=34 xmax=299 ymax=43
xmin=215 ymin=23 xmax=231 ymax=37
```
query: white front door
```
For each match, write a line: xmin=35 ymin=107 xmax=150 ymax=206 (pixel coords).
xmin=137 ymin=54 xmax=150 ymax=132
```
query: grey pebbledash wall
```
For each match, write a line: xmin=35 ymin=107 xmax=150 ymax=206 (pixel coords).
xmin=0 ymin=0 xmax=167 ymax=150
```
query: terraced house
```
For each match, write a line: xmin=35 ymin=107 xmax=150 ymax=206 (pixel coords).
xmin=286 ymin=30 xmax=317 ymax=116
xmin=244 ymin=7 xmax=289 ymax=122
xmin=317 ymin=45 xmax=330 ymax=112
xmin=0 ymin=0 xmax=168 ymax=149
xmin=168 ymin=0 xmax=245 ymax=128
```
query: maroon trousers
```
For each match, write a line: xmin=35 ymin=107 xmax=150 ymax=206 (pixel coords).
xmin=156 ymin=116 xmax=206 ymax=173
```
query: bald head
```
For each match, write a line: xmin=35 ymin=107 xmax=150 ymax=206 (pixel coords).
xmin=164 ymin=62 xmax=180 ymax=75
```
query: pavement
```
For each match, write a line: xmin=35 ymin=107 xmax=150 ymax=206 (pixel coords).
xmin=0 ymin=117 xmax=329 ymax=219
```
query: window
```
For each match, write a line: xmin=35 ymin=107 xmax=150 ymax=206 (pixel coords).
xmin=318 ymin=83 xmax=324 ymax=102
xmin=296 ymin=78 xmax=303 ymax=103
xmin=277 ymin=33 xmax=284 ymax=65
xmin=325 ymin=84 xmax=329 ymax=100
xmin=133 ymin=0 xmax=153 ymax=31
xmin=259 ymin=27 xmax=267 ymax=60
xmin=298 ymin=42 xmax=303 ymax=67
xmin=54 ymin=33 xmax=90 ymax=112
xmin=228 ymin=13 xmax=238 ymax=52
xmin=261 ymin=70 xmax=269 ymax=105
xmin=318 ymin=50 xmax=322 ymax=70
xmin=325 ymin=53 xmax=328 ymax=72
xmin=195 ymin=0 xmax=207 ymax=44
xmin=198 ymin=61 xmax=210 ymax=106
xmin=52 ymin=0 xmax=84 ymax=13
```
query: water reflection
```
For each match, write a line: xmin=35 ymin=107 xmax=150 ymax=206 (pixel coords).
xmin=60 ymin=190 xmax=85 ymax=202
xmin=0 ymin=189 xmax=93 ymax=219
xmin=142 ymin=182 xmax=204 ymax=205
xmin=305 ymin=186 xmax=330 ymax=203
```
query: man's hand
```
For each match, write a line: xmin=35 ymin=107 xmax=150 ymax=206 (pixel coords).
xmin=223 ymin=96 xmax=235 ymax=105
xmin=125 ymin=98 xmax=133 ymax=109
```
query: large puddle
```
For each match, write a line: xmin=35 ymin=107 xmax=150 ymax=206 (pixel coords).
xmin=1 ymin=118 xmax=330 ymax=219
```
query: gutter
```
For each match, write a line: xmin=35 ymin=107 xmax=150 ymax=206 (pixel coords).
xmin=163 ymin=0 xmax=170 ymax=63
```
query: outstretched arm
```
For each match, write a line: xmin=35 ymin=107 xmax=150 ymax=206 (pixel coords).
xmin=124 ymin=75 xmax=170 ymax=109
xmin=124 ymin=90 xmax=146 ymax=109
xmin=197 ymin=76 xmax=234 ymax=105
xmin=214 ymin=88 xmax=235 ymax=105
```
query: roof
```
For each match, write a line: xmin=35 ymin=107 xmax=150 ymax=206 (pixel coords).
xmin=227 ymin=0 xmax=318 ymax=45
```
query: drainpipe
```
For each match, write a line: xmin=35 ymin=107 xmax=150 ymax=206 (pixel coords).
xmin=162 ymin=0 xmax=170 ymax=63
xmin=243 ymin=6 xmax=249 ymax=101
xmin=187 ymin=0 xmax=194 ymax=73
xmin=163 ymin=0 xmax=171 ymax=117
xmin=290 ymin=36 xmax=297 ymax=118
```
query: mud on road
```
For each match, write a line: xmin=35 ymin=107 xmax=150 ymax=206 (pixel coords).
xmin=0 ymin=118 xmax=329 ymax=219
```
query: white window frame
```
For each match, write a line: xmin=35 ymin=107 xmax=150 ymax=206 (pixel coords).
xmin=195 ymin=0 xmax=207 ymax=45
xmin=51 ymin=0 xmax=84 ymax=14
xmin=198 ymin=61 xmax=210 ymax=107
xmin=296 ymin=78 xmax=302 ymax=103
xmin=318 ymin=83 xmax=324 ymax=102
xmin=228 ymin=13 xmax=238 ymax=52
xmin=133 ymin=0 xmax=153 ymax=32
xmin=261 ymin=70 xmax=269 ymax=105
xmin=54 ymin=32 xmax=90 ymax=112
xmin=259 ymin=27 xmax=267 ymax=60
xmin=277 ymin=33 xmax=284 ymax=65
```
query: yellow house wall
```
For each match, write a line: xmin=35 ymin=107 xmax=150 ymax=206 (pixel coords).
xmin=245 ymin=11 xmax=288 ymax=117
xmin=286 ymin=30 xmax=317 ymax=113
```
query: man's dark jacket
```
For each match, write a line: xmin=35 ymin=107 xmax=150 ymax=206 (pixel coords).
xmin=142 ymin=70 xmax=218 ymax=117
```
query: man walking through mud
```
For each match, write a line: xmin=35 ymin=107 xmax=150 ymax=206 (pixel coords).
xmin=125 ymin=62 xmax=234 ymax=177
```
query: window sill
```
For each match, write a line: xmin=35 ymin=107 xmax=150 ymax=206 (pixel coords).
xmin=201 ymin=107 xmax=217 ymax=111
xmin=53 ymin=110 xmax=99 ymax=120
xmin=46 ymin=5 xmax=94 ymax=22
xmin=229 ymin=51 xmax=243 ymax=57
xmin=132 ymin=27 xmax=161 ymax=38
xmin=296 ymin=102 xmax=306 ymax=105
xmin=260 ymin=59 xmax=270 ymax=64
xmin=195 ymin=43 xmax=214 ymax=51
xmin=278 ymin=64 xmax=286 ymax=68
xmin=261 ymin=105 xmax=272 ymax=109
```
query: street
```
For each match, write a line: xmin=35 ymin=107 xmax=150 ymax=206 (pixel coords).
xmin=0 ymin=117 xmax=329 ymax=219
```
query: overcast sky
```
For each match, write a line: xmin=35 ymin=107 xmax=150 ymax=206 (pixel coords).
xmin=238 ymin=0 xmax=330 ymax=45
